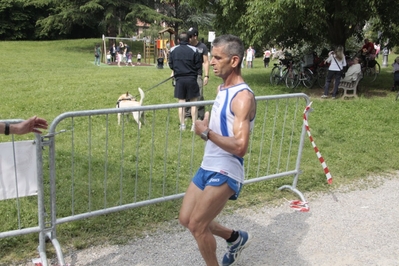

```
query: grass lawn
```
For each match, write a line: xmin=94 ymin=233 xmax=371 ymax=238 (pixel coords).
xmin=0 ymin=39 xmax=399 ymax=264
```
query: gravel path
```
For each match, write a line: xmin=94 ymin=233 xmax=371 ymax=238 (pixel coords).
xmin=50 ymin=174 xmax=399 ymax=265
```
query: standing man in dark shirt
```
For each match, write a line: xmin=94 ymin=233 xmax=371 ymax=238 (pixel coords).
xmin=169 ymin=32 xmax=202 ymax=131
xmin=185 ymin=27 xmax=210 ymax=120
xmin=109 ymin=43 xmax=117 ymax=62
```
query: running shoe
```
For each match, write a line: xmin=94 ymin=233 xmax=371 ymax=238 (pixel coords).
xmin=222 ymin=230 xmax=252 ymax=266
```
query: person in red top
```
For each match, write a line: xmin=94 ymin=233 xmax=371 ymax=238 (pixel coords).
xmin=263 ymin=48 xmax=271 ymax=68
xmin=361 ymin=39 xmax=376 ymax=59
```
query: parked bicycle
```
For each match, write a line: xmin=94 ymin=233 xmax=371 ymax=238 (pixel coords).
xmin=285 ymin=59 xmax=316 ymax=89
xmin=361 ymin=57 xmax=380 ymax=82
xmin=270 ymin=57 xmax=292 ymax=86
xmin=271 ymin=53 xmax=317 ymax=90
xmin=283 ymin=59 xmax=299 ymax=89
xmin=315 ymin=61 xmax=330 ymax=88
xmin=355 ymin=50 xmax=380 ymax=83
xmin=299 ymin=52 xmax=329 ymax=89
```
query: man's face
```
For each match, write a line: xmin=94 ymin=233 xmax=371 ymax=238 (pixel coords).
xmin=210 ymin=45 xmax=236 ymax=79
xmin=188 ymin=35 xmax=196 ymax=45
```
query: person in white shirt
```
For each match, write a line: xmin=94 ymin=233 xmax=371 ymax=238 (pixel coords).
xmin=245 ymin=46 xmax=254 ymax=68
xmin=321 ymin=46 xmax=347 ymax=99
xmin=341 ymin=57 xmax=361 ymax=82
xmin=179 ymin=34 xmax=256 ymax=266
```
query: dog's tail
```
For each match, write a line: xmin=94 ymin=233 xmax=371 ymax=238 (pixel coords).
xmin=138 ymin=88 xmax=145 ymax=105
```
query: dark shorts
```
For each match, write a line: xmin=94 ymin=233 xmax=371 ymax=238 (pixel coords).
xmin=174 ymin=77 xmax=200 ymax=100
xmin=192 ymin=168 xmax=243 ymax=200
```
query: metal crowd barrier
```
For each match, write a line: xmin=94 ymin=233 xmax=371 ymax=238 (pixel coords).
xmin=0 ymin=93 xmax=311 ymax=265
xmin=0 ymin=120 xmax=48 ymax=264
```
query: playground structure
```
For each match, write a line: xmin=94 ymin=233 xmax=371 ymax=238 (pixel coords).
xmin=156 ymin=28 xmax=175 ymax=68
xmin=101 ymin=35 xmax=155 ymax=65
xmin=101 ymin=29 xmax=175 ymax=66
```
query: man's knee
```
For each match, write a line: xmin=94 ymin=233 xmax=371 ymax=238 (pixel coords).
xmin=187 ymin=221 xmax=199 ymax=235
xmin=178 ymin=213 xmax=189 ymax=228
xmin=179 ymin=215 xmax=204 ymax=236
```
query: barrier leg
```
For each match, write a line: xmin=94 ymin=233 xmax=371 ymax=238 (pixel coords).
xmin=46 ymin=232 xmax=66 ymax=266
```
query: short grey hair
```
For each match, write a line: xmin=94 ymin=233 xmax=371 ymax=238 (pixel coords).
xmin=212 ymin=34 xmax=245 ymax=67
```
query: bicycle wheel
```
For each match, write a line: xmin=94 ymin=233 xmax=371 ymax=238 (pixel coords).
xmin=302 ymin=68 xmax=316 ymax=88
xmin=285 ymin=68 xmax=300 ymax=89
xmin=317 ymin=67 xmax=328 ymax=88
xmin=362 ymin=67 xmax=373 ymax=82
xmin=274 ymin=67 xmax=288 ymax=86
xmin=362 ymin=62 xmax=380 ymax=82
xmin=270 ymin=66 xmax=280 ymax=85
xmin=374 ymin=62 xmax=381 ymax=80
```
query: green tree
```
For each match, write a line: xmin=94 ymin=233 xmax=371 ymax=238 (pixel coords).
xmin=0 ymin=0 xmax=46 ymax=40
xmin=195 ymin=0 xmax=399 ymax=50
xmin=160 ymin=0 xmax=214 ymax=43
xmin=31 ymin=0 xmax=178 ymax=39
xmin=370 ymin=2 xmax=399 ymax=48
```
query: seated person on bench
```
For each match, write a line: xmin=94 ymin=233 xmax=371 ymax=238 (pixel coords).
xmin=341 ymin=57 xmax=361 ymax=83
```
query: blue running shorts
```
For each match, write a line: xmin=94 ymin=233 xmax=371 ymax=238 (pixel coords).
xmin=192 ymin=168 xmax=243 ymax=200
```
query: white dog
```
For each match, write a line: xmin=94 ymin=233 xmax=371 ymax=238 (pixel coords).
xmin=116 ymin=88 xmax=145 ymax=129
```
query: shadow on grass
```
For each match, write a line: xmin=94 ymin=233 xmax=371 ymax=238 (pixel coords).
xmin=359 ymin=88 xmax=389 ymax=98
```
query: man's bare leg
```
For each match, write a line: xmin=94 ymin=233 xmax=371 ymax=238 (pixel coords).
xmin=179 ymin=182 xmax=234 ymax=265
xmin=189 ymin=97 xmax=198 ymax=131
xmin=179 ymin=99 xmax=186 ymax=129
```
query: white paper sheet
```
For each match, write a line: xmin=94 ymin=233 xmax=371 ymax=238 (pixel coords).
xmin=0 ymin=140 xmax=37 ymax=200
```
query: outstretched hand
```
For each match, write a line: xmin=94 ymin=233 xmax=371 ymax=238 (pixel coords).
xmin=194 ymin=111 xmax=209 ymax=136
xmin=14 ymin=116 xmax=48 ymax=135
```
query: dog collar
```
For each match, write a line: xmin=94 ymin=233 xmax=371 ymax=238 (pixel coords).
xmin=116 ymin=98 xmax=133 ymax=106
xmin=118 ymin=98 xmax=133 ymax=102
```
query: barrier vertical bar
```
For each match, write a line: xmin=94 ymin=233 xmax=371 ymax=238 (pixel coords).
xmin=36 ymin=133 xmax=49 ymax=266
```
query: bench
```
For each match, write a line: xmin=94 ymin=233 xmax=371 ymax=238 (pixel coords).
xmin=338 ymin=72 xmax=363 ymax=99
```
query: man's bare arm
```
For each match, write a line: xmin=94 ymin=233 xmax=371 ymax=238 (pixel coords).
xmin=195 ymin=90 xmax=255 ymax=157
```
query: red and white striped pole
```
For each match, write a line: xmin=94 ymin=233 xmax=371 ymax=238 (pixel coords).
xmin=303 ymin=102 xmax=332 ymax=184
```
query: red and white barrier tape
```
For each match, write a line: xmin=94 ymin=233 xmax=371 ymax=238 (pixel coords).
xmin=32 ymin=258 xmax=42 ymax=266
xmin=289 ymin=200 xmax=310 ymax=212
xmin=303 ymin=102 xmax=332 ymax=184
xmin=32 ymin=258 xmax=70 ymax=266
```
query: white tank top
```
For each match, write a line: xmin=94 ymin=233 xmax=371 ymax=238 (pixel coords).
xmin=201 ymin=83 xmax=255 ymax=183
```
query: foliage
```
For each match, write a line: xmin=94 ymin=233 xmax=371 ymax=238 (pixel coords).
xmin=159 ymin=0 xmax=215 ymax=42
xmin=371 ymin=0 xmax=399 ymax=47
xmin=31 ymin=0 xmax=104 ymax=39
xmin=193 ymin=0 xmax=399 ymax=52
xmin=32 ymin=0 xmax=174 ymax=39
xmin=3 ymin=0 xmax=398 ymax=52
xmin=0 ymin=0 xmax=45 ymax=40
